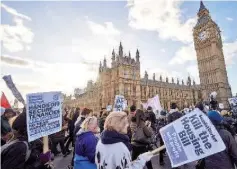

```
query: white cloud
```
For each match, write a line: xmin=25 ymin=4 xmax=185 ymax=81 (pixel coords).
xmin=223 ymin=39 xmax=237 ymax=65
xmin=186 ymin=64 xmax=200 ymax=84
xmin=1 ymin=3 xmax=31 ymax=21
xmin=170 ymin=39 xmax=237 ymax=66
xmin=87 ymin=20 xmax=120 ymax=36
xmin=160 ymin=48 xmax=166 ymax=53
xmin=169 ymin=44 xmax=196 ymax=65
xmin=1 ymin=4 xmax=34 ymax=52
xmin=127 ymin=0 xmax=197 ymax=43
xmin=226 ymin=17 xmax=233 ymax=21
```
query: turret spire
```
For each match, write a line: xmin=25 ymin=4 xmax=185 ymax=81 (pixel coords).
xmin=119 ymin=41 xmax=123 ymax=57
xmin=103 ymin=57 xmax=107 ymax=68
xmin=136 ymin=49 xmax=140 ymax=62
xmin=199 ymin=0 xmax=207 ymax=12
xmin=112 ymin=49 xmax=115 ymax=60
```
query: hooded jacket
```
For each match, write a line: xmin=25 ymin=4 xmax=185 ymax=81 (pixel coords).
xmin=75 ymin=129 xmax=98 ymax=163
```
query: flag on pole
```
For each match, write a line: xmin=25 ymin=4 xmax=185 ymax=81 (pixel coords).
xmin=2 ymin=75 xmax=25 ymax=105
xmin=1 ymin=92 xmax=11 ymax=109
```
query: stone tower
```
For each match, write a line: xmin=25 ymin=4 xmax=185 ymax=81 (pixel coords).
xmin=193 ymin=1 xmax=232 ymax=107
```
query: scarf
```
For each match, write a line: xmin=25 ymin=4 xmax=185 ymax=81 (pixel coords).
xmin=101 ymin=130 xmax=132 ymax=151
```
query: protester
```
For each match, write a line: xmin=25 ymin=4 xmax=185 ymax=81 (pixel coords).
xmin=146 ymin=106 xmax=156 ymax=130
xmin=68 ymin=108 xmax=91 ymax=169
xmin=167 ymin=103 xmax=182 ymax=123
xmin=128 ymin=105 xmax=136 ymax=123
xmin=1 ymin=111 xmax=52 ymax=169
xmin=50 ymin=118 xmax=68 ymax=157
xmin=199 ymin=110 xmax=237 ymax=169
xmin=95 ymin=111 xmax=153 ymax=169
xmin=99 ymin=111 xmax=108 ymax=132
xmin=64 ymin=110 xmax=74 ymax=154
xmin=156 ymin=114 xmax=167 ymax=166
xmin=1 ymin=108 xmax=16 ymax=145
xmin=74 ymin=116 xmax=98 ymax=169
xmin=130 ymin=109 xmax=153 ymax=169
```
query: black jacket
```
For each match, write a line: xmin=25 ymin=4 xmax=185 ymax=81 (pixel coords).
xmin=204 ymin=126 xmax=237 ymax=169
xmin=1 ymin=136 xmax=49 ymax=169
xmin=146 ymin=111 xmax=156 ymax=130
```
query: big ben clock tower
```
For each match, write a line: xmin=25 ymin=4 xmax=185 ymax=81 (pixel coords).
xmin=193 ymin=1 xmax=232 ymax=107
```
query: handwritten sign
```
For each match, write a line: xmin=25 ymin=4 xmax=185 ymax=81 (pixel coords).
xmin=160 ymin=109 xmax=226 ymax=167
xmin=113 ymin=95 xmax=126 ymax=112
xmin=228 ymin=97 xmax=237 ymax=114
xmin=26 ymin=91 xmax=63 ymax=142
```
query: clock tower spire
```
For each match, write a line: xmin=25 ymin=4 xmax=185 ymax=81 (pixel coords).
xmin=193 ymin=1 xmax=232 ymax=108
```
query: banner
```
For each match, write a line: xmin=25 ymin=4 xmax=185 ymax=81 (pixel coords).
xmin=2 ymin=75 xmax=25 ymax=105
xmin=160 ymin=109 xmax=226 ymax=167
xmin=113 ymin=95 xmax=126 ymax=112
xmin=142 ymin=95 xmax=162 ymax=112
xmin=26 ymin=91 xmax=63 ymax=142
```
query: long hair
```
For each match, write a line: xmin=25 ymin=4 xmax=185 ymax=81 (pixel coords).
xmin=135 ymin=109 xmax=145 ymax=126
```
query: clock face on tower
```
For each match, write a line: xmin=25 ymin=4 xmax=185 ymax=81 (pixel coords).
xmin=198 ymin=31 xmax=207 ymax=41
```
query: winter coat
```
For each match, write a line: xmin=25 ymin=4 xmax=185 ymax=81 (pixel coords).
xmin=99 ymin=116 xmax=106 ymax=132
xmin=1 ymin=136 xmax=50 ymax=169
xmin=167 ymin=109 xmax=182 ymax=124
xmin=74 ymin=129 xmax=97 ymax=169
xmin=95 ymin=130 xmax=147 ymax=169
xmin=130 ymin=121 xmax=153 ymax=146
xmin=1 ymin=116 xmax=11 ymax=136
xmin=204 ymin=126 xmax=237 ymax=169
xmin=146 ymin=111 xmax=156 ymax=130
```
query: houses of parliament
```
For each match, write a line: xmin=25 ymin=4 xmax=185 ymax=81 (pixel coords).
xmin=64 ymin=1 xmax=232 ymax=111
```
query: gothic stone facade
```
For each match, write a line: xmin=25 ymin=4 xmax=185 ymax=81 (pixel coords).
xmin=71 ymin=42 xmax=201 ymax=111
xmin=68 ymin=1 xmax=231 ymax=111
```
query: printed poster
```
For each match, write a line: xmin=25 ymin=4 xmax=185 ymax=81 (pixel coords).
xmin=160 ymin=109 xmax=226 ymax=167
xmin=26 ymin=91 xmax=63 ymax=142
xmin=113 ymin=95 xmax=126 ymax=112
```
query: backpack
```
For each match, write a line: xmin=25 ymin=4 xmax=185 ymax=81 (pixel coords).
xmin=1 ymin=139 xmax=31 ymax=162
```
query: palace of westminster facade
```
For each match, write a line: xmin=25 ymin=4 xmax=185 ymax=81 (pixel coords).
xmin=65 ymin=1 xmax=232 ymax=111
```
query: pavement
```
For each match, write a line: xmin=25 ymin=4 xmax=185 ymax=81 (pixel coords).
xmin=53 ymin=151 xmax=196 ymax=169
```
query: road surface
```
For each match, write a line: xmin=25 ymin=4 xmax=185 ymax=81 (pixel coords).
xmin=54 ymin=151 xmax=196 ymax=169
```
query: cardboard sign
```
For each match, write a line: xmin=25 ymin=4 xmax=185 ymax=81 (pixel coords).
xmin=26 ymin=91 xmax=63 ymax=142
xmin=160 ymin=109 xmax=226 ymax=167
xmin=113 ymin=95 xmax=126 ymax=112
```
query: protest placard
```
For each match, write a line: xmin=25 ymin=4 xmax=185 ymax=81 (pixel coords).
xmin=159 ymin=108 xmax=226 ymax=167
xmin=113 ymin=95 xmax=125 ymax=112
xmin=228 ymin=97 xmax=237 ymax=114
xmin=106 ymin=105 xmax=112 ymax=111
xmin=26 ymin=91 xmax=63 ymax=142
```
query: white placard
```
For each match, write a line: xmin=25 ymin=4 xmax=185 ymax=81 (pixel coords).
xmin=106 ymin=105 xmax=112 ymax=111
xmin=160 ymin=109 xmax=226 ymax=167
xmin=26 ymin=91 xmax=63 ymax=142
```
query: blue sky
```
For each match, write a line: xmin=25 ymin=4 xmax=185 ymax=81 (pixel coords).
xmin=1 ymin=0 xmax=237 ymax=105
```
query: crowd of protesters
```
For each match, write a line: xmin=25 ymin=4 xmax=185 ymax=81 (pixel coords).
xmin=1 ymin=99 xmax=237 ymax=169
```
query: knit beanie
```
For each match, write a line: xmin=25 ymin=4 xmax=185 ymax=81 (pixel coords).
xmin=12 ymin=111 xmax=27 ymax=135
xmin=207 ymin=110 xmax=223 ymax=125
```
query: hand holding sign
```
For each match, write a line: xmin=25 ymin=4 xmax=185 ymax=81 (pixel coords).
xmin=157 ymin=109 xmax=226 ymax=168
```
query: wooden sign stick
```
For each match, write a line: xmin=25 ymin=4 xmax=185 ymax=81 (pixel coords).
xmin=151 ymin=145 xmax=166 ymax=155
xmin=43 ymin=136 xmax=49 ymax=153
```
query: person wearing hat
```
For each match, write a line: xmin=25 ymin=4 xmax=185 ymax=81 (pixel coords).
xmin=146 ymin=106 xmax=156 ymax=131
xmin=202 ymin=110 xmax=237 ymax=169
xmin=167 ymin=103 xmax=182 ymax=124
xmin=1 ymin=108 xmax=16 ymax=146
xmin=1 ymin=110 xmax=53 ymax=169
